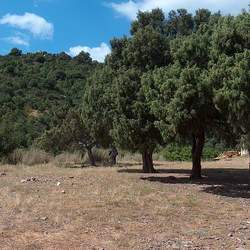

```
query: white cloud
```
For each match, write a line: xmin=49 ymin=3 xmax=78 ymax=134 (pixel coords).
xmin=4 ymin=36 xmax=29 ymax=46
xmin=110 ymin=0 xmax=249 ymax=20
xmin=68 ymin=43 xmax=111 ymax=62
xmin=0 ymin=12 xmax=54 ymax=39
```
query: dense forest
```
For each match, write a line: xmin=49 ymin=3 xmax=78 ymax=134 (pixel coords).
xmin=0 ymin=49 xmax=98 ymax=155
xmin=0 ymin=8 xmax=249 ymax=179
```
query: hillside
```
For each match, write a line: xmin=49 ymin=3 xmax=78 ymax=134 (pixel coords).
xmin=0 ymin=49 xmax=98 ymax=156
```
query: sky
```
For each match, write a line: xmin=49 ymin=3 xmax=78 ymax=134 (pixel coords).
xmin=0 ymin=0 xmax=249 ymax=62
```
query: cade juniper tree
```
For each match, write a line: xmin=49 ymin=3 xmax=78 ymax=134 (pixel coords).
xmin=142 ymin=14 xmax=226 ymax=179
xmin=106 ymin=9 xmax=170 ymax=172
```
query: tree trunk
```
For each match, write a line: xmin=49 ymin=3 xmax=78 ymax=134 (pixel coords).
xmin=87 ymin=147 xmax=96 ymax=166
xmin=142 ymin=149 xmax=156 ymax=173
xmin=190 ymin=129 xmax=205 ymax=180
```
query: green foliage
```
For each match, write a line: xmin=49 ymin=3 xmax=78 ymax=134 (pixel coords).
xmin=0 ymin=50 xmax=98 ymax=156
xmin=161 ymin=144 xmax=223 ymax=161
xmin=82 ymin=66 xmax=115 ymax=148
xmin=36 ymin=111 xmax=94 ymax=154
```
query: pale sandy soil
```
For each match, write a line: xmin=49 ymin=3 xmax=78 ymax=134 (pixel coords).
xmin=0 ymin=157 xmax=249 ymax=250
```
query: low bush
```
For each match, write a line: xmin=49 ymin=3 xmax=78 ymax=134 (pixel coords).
xmin=161 ymin=144 xmax=223 ymax=161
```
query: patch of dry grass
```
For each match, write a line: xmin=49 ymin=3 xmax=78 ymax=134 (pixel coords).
xmin=0 ymin=157 xmax=249 ymax=249
xmin=7 ymin=148 xmax=52 ymax=166
xmin=53 ymin=151 xmax=84 ymax=167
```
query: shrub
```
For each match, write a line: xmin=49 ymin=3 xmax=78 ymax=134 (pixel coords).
xmin=161 ymin=144 xmax=223 ymax=161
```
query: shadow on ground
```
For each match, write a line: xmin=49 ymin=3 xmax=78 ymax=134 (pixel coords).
xmin=118 ymin=167 xmax=250 ymax=199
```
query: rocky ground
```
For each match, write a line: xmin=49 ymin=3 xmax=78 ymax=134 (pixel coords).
xmin=0 ymin=158 xmax=249 ymax=249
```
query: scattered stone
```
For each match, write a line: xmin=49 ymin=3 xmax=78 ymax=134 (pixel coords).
xmin=239 ymin=226 xmax=248 ymax=230
xmin=21 ymin=177 xmax=37 ymax=183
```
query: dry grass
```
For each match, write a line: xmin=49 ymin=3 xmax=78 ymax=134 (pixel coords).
xmin=83 ymin=148 xmax=110 ymax=165
xmin=0 ymin=157 xmax=249 ymax=249
xmin=7 ymin=148 xmax=52 ymax=166
xmin=53 ymin=151 xmax=84 ymax=168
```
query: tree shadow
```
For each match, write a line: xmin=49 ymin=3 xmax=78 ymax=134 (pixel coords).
xmin=132 ymin=168 xmax=249 ymax=199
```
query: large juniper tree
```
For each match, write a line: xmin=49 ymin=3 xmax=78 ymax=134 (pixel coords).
xmin=105 ymin=9 xmax=170 ymax=172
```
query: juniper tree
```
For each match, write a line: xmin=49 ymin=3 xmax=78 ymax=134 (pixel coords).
xmin=106 ymin=9 xmax=170 ymax=172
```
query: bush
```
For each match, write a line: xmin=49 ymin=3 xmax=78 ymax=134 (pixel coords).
xmin=161 ymin=144 xmax=223 ymax=161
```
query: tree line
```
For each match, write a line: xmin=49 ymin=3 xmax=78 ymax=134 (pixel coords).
xmin=0 ymin=8 xmax=249 ymax=179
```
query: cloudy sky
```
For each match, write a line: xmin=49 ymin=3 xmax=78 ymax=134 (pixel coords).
xmin=0 ymin=0 xmax=249 ymax=62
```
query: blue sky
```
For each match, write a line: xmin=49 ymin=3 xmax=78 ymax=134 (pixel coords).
xmin=0 ymin=0 xmax=249 ymax=61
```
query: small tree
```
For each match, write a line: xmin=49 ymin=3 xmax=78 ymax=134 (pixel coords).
xmin=82 ymin=66 xmax=115 ymax=149
xmin=36 ymin=111 xmax=96 ymax=165
xmin=111 ymin=69 xmax=162 ymax=173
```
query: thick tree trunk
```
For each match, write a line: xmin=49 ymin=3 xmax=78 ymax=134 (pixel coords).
xmin=87 ymin=147 xmax=96 ymax=166
xmin=142 ymin=149 xmax=156 ymax=173
xmin=190 ymin=129 xmax=205 ymax=180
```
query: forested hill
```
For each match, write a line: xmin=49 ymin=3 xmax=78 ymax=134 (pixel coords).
xmin=0 ymin=48 xmax=98 ymax=155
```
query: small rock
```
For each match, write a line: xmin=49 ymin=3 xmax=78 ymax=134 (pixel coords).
xmin=228 ymin=233 xmax=233 ymax=237
xmin=0 ymin=173 xmax=6 ymax=176
xmin=21 ymin=179 xmax=27 ymax=183
xmin=69 ymin=176 xmax=74 ymax=179
xmin=61 ymin=190 xmax=65 ymax=194
xmin=41 ymin=216 xmax=48 ymax=221
xmin=168 ymin=176 xmax=177 ymax=181
xmin=31 ymin=177 xmax=36 ymax=182
xmin=57 ymin=182 xmax=61 ymax=186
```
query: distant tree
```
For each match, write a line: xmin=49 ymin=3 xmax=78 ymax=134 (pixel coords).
xmin=74 ymin=51 xmax=92 ymax=64
xmin=9 ymin=48 xmax=22 ymax=57
xmin=36 ymin=111 xmax=96 ymax=165
xmin=82 ymin=66 xmax=115 ymax=148
xmin=165 ymin=9 xmax=194 ymax=36
xmin=193 ymin=9 xmax=211 ymax=30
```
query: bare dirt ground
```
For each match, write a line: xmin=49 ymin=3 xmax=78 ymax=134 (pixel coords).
xmin=0 ymin=158 xmax=249 ymax=250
